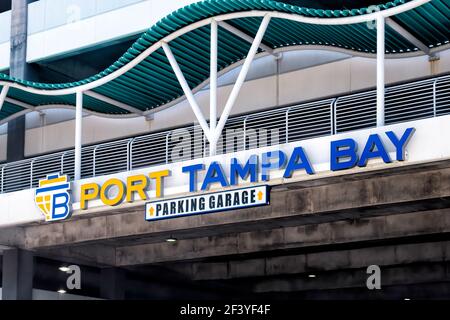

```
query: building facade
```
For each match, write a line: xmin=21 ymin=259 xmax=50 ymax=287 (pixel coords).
xmin=0 ymin=0 xmax=449 ymax=300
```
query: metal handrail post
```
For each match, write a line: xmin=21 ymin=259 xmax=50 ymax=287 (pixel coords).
xmin=243 ymin=116 xmax=248 ymax=150
xmin=127 ymin=138 xmax=134 ymax=171
xmin=93 ymin=146 xmax=98 ymax=177
xmin=285 ymin=108 xmax=291 ymax=143
xmin=165 ymin=134 xmax=170 ymax=164
xmin=333 ymin=98 xmax=340 ymax=134
xmin=30 ymin=160 xmax=34 ymax=188
xmin=433 ymin=79 xmax=437 ymax=117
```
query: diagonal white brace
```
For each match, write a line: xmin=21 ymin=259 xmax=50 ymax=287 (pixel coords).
xmin=0 ymin=85 xmax=9 ymax=111
xmin=5 ymin=97 xmax=36 ymax=111
xmin=84 ymin=90 xmax=145 ymax=116
xmin=212 ymin=15 xmax=272 ymax=144
xmin=218 ymin=21 xmax=280 ymax=59
xmin=162 ymin=42 xmax=212 ymax=142
xmin=385 ymin=18 xmax=432 ymax=56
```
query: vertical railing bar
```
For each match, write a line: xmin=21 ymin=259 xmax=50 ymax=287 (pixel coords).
xmin=93 ymin=146 xmax=98 ymax=177
xmin=30 ymin=160 xmax=34 ymax=189
xmin=243 ymin=116 xmax=248 ymax=150
xmin=330 ymin=98 xmax=336 ymax=135
xmin=433 ymin=78 xmax=437 ymax=117
xmin=285 ymin=108 xmax=291 ymax=143
xmin=0 ymin=75 xmax=447 ymax=194
xmin=61 ymin=151 xmax=66 ymax=177
xmin=130 ymin=138 xmax=136 ymax=171
xmin=333 ymin=98 xmax=340 ymax=135
xmin=1 ymin=165 xmax=4 ymax=194
xmin=165 ymin=134 xmax=170 ymax=164
xmin=204 ymin=128 xmax=207 ymax=158
xmin=127 ymin=138 xmax=133 ymax=171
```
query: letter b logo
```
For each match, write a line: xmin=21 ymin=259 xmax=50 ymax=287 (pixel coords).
xmin=53 ymin=193 xmax=70 ymax=220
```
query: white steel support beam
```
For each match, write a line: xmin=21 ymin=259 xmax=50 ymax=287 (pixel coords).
xmin=84 ymin=91 xmax=145 ymax=116
xmin=377 ymin=14 xmax=385 ymax=127
xmin=74 ymin=91 xmax=83 ymax=181
xmin=385 ymin=17 xmax=432 ymax=56
xmin=218 ymin=21 xmax=280 ymax=59
xmin=0 ymin=0 xmax=432 ymax=99
xmin=5 ymin=97 xmax=36 ymax=111
xmin=212 ymin=15 xmax=272 ymax=145
xmin=210 ymin=19 xmax=218 ymax=156
xmin=0 ymin=85 xmax=9 ymax=111
xmin=162 ymin=41 xmax=212 ymax=141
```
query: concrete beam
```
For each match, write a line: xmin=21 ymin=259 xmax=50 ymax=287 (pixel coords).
xmin=170 ymin=240 xmax=450 ymax=282
xmin=35 ymin=244 xmax=117 ymax=268
xmin=253 ymin=263 xmax=450 ymax=295
xmin=21 ymin=165 xmax=450 ymax=249
xmin=115 ymin=208 xmax=450 ymax=266
xmin=0 ymin=227 xmax=25 ymax=248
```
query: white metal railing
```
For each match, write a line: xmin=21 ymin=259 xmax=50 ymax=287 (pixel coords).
xmin=0 ymin=74 xmax=449 ymax=194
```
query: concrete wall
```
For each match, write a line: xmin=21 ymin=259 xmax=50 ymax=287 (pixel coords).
xmin=0 ymin=10 xmax=11 ymax=70
xmin=1 ymin=48 xmax=447 ymax=158
xmin=0 ymin=0 xmax=199 ymax=70
xmin=26 ymin=0 xmax=198 ymax=64
xmin=0 ymin=134 xmax=6 ymax=161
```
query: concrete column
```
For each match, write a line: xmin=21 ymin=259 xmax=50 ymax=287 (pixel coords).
xmin=100 ymin=268 xmax=125 ymax=300
xmin=1 ymin=249 xmax=34 ymax=300
xmin=7 ymin=0 xmax=37 ymax=162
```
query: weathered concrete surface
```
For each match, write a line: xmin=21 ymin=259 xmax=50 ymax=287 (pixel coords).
xmin=253 ymin=262 xmax=450 ymax=293
xmin=18 ymin=165 xmax=450 ymax=249
xmin=168 ymin=240 xmax=450 ymax=282
xmin=8 ymin=0 xmax=37 ymax=162
xmin=114 ymin=208 xmax=450 ymax=266
xmin=33 ymin=206 xmax=450 ymax=268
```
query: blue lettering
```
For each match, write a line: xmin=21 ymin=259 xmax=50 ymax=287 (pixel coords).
xmin=230 ymin=156 xmax=258 ymax=186
xmin=201 ymin=162 xmax=229 ymax=191
xmin=385 ymin=128 xmax=415 ymax=161
xmin=182 ymin=164 xmax=204 ymax=192
xmin=330 ymin=138 xmax=358 ymax=171
xmin=284 ymin=147 xmax=314 ymax=177
xmin=358 ymin=134 xmax=391 ymax=167
xmin=261 ymin=150 xmax=287 ymax=181
xmin=52 ymin=193 xmax=71 ymax=220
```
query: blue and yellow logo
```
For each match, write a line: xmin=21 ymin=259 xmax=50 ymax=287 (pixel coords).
xmin=35 ymin=174 xmax=71 ymax=222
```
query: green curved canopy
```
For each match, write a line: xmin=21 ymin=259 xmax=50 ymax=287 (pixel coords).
xmin=0 ymin=0 xmax=448 ymax=121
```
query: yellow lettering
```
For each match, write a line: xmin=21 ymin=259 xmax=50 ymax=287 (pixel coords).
xmin=149 ymin=170 xmax=170 ymax=198
xmin=126 ymin=174 xmax=148 ymax=202
xmin=80 ymin=183 xmax=100 ymax=210
xmin=100 ymin=179 xmax=125 ymax=206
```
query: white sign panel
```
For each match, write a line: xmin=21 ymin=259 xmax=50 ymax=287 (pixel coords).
xmin=145 ymin=185 xmax=269 ymax=221
xmin=1 ymin=116 xmax=450 ymax=227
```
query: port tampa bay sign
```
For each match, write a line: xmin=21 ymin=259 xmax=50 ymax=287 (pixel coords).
xmin=36 ymin=127 xmax=415 ymax=222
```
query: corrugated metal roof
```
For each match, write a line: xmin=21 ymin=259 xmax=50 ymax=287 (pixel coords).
xmin=0 ymin=0 xmax=448 ymax=121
